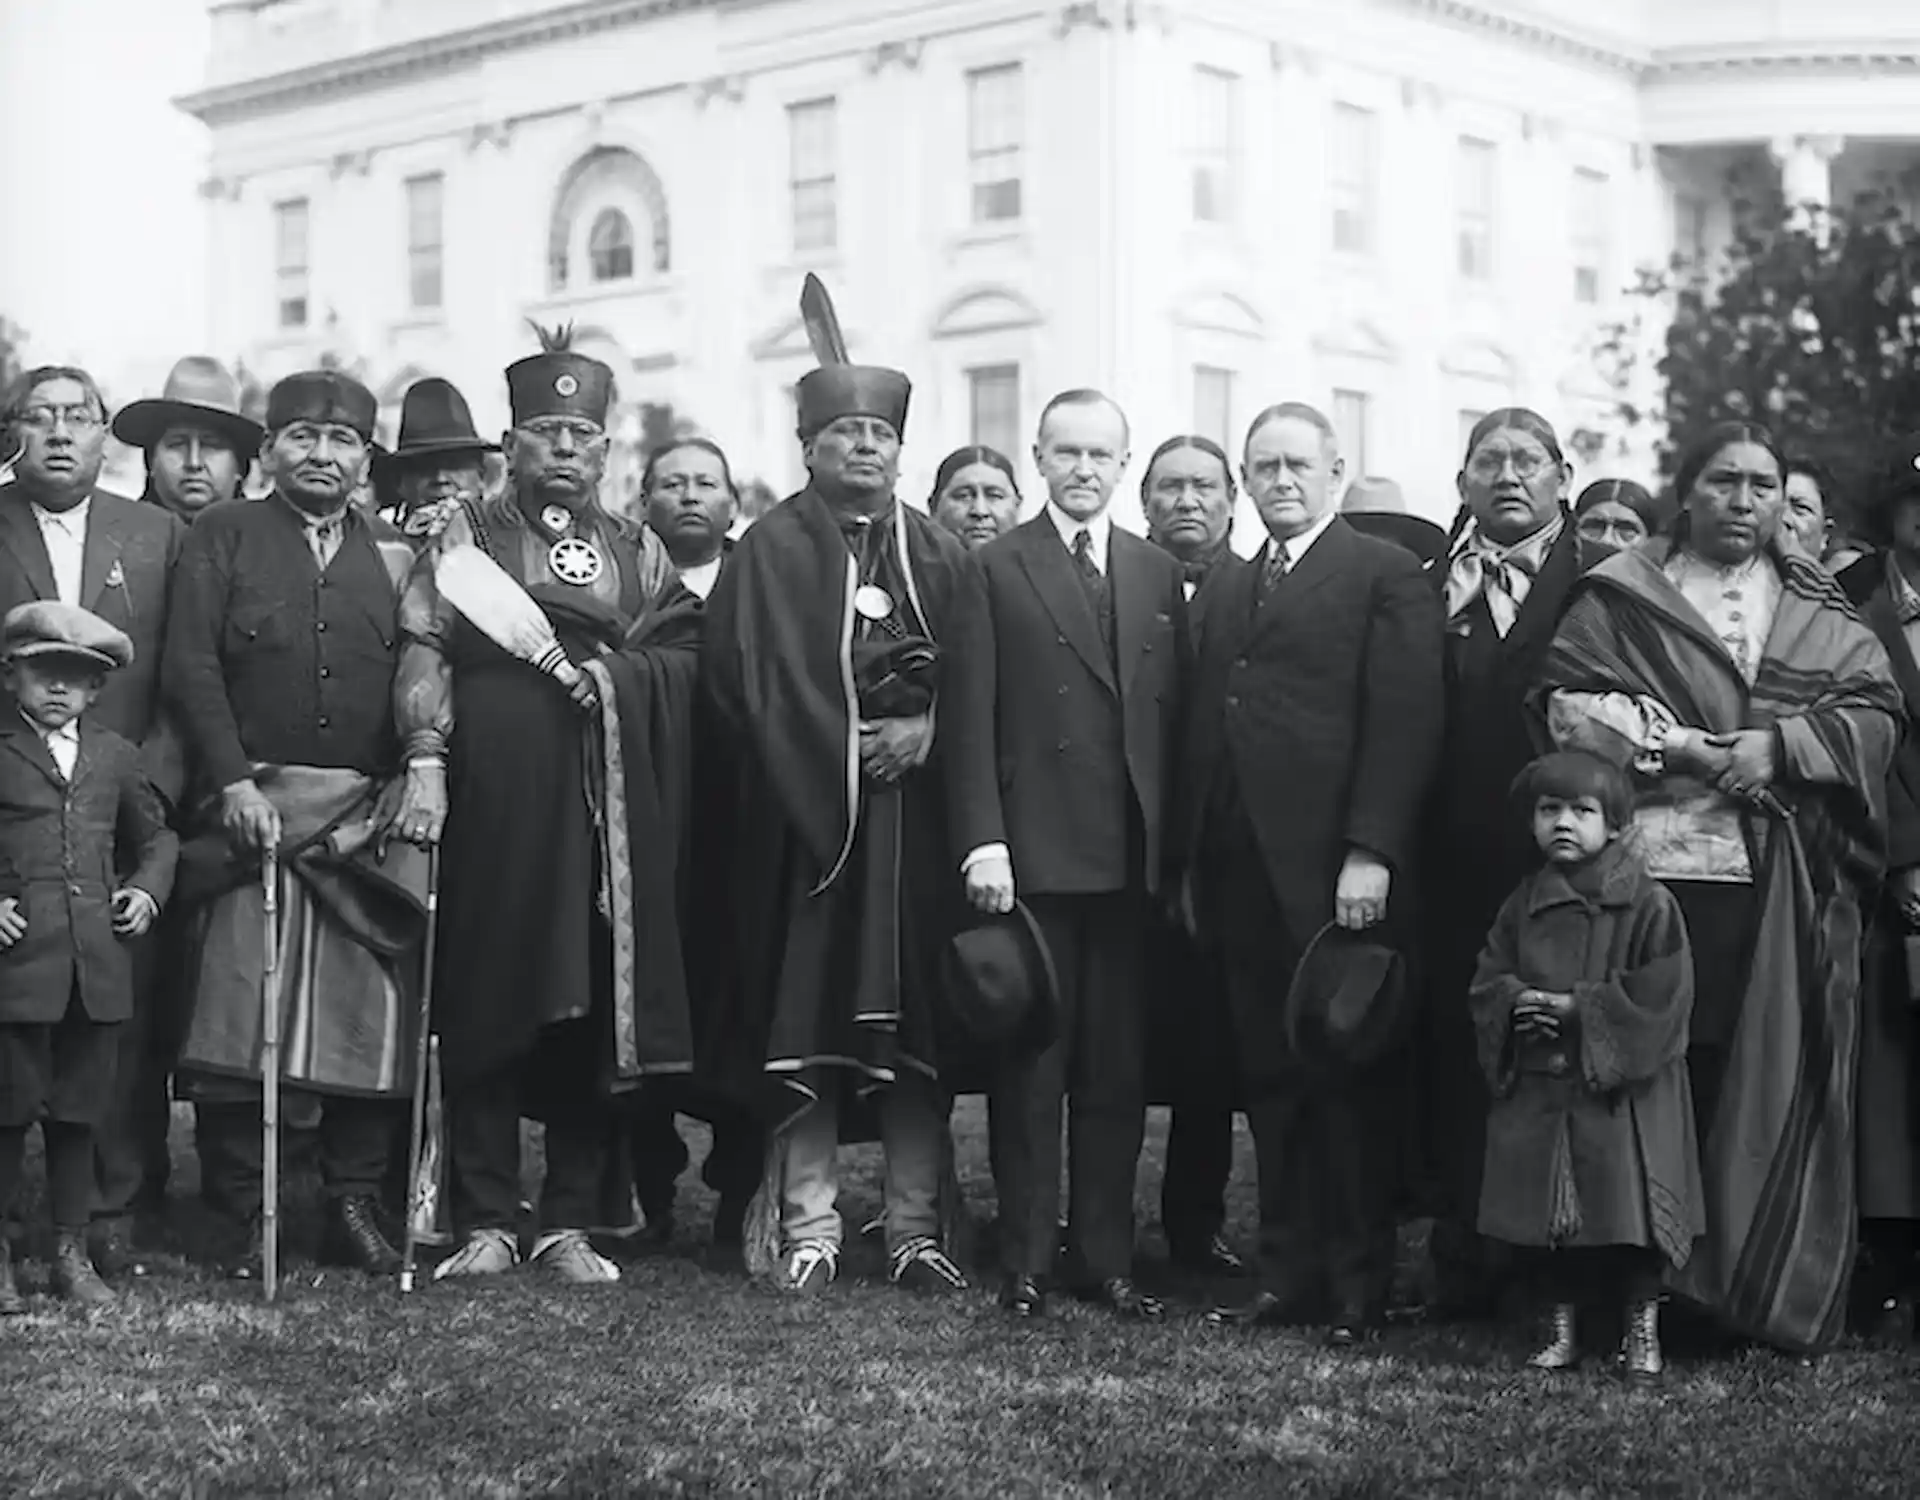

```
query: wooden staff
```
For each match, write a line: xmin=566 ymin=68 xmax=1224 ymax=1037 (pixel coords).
xmin=260 ymin=848 xmax=281 ymax=1302
xmin=400 ymin=849 xmax=443 ymax=1293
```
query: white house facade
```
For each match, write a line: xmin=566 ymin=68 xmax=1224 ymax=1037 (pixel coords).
xmin=181 ymin=0 xmax=1920 ymax=531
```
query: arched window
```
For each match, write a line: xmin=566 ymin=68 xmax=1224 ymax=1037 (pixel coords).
xmin=589 ymin=209 xmax=635 ymax=283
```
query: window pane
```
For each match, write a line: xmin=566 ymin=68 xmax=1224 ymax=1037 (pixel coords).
xmin=1332 ymin=388 xmax=1370 ymax=478
xmin=1572 ymin=167 xmax=1608 ymax=304
xmin=1194 ymin=365 xmax=1234 ymax=454
xmin=1330 ymin=104 xmax=1377 ymax=255
xmin=274 ymin=197 xmax=309 ymax=329
xmin=589 ymin=209 xmax=635 ymax=282
xmin=789 ymin=98 xmax=839 ymax=252
xmin=968 ymin=364 xmax=1021 ymax=459
xmin=1191 ymin=66 xmax=1239 ymax=226
xmin=968 ymin=65 xmax=1024 ymax=225
xmin=406 ymin=174 xmax=443 ymax=310
xmin=1455 ymin=137 xmax=1495 ymax=281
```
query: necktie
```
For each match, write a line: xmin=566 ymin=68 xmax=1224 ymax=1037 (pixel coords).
xmin=306 ymin=516 xmax=343 ymax=570
xmin=1071 ymin=528 xmax=1099 ymax=581
xmin=1261 ymin=543 xmax=1289 ymax=597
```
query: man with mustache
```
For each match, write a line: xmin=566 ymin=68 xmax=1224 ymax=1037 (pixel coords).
xmin=164 ymin=370 xmax=428 ymax=1279
xmin=956 ymin=389 xmax=1190 ymax=1320
xmin=0 ymin=365 xmax=189 ymax=1278
xmin=394 ymin=328 xmax=703 ymax=1285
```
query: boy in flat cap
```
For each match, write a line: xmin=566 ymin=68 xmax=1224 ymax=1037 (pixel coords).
xmin=0 ymin=601 xmax=176 ymax=1311
xmin=395 ymin=325 xmax=702 ymax=1285
xmin=164 ymin=370 xmax=427 ymax=1280
xmin=693 ymin=343 xmax=994 ymax=1296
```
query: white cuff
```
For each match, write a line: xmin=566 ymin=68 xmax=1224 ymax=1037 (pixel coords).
xmin=961 ymin=843 xmax=1009 ymax=875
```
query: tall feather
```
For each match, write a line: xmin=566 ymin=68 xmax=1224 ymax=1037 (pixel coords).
xmin=800 ymin=273 xmax=850 ymax=366
xmin=525 ymin=318 xmax=576 ymax=353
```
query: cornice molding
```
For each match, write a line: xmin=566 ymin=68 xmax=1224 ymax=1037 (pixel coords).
xmin=1394 ymin=0 xmax=1648 ymax=76
xmin=175 ymin=0 xmax=719 ymax=126
xmin=1653 ymin=47 xmax=1920 ymax=76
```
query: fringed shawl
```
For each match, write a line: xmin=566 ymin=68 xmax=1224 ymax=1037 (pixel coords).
xmin=1536 ymin=540 xmax=1900 ymax=1351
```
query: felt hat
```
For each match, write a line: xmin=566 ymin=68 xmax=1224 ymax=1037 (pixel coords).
xmin=796 ymin=365 xmax=911 ymax=442
xmin=1343 ymin=511 xmax=1450 ymax=569
xmin=265 ymin=370 xmax=378 ymax=442
xmin=1281 ymin=922 xmax=1410 ymax=1068
xmin=507 ymin=322 xmax=614 ymax=429
xmin=944 ymin=900 xmax=1059 ymax=1051
xmin=112 ymin=355 xmax=264 ymax=456
xmin=379 ymin=377 xmax=497 ymax=470
xmin=1 ymin=600 xmax=134 ymax=671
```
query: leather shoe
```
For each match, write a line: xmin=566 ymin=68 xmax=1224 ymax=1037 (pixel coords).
xmin=222 ymin=1218 xmax=265 ymax=1281
xmin=0 ymin=1236 xmax=24 ymax=1316
xmin=1206 ymin=1289 xmax=1296 ymax=1329
xmin=325 ymin=1195 xmax=402 ymax=1275
xmin=1325 ymin=1303 xmax=1377 ymax=1348
xmin=1077 ymin=1276 xmax=1164 ymax=1321
xmin=52 ymin=1232 xmax=116 ymax=1308
xmin=1000 ymin=1274 xmax=1046 ymax=1318
xmin=92 ymin=1217 xmax=150 ymax=1280
xmin=1171 ymin=1233 xmax=1247 ymax=1277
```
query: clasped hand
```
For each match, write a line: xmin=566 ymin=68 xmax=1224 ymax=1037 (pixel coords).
xmin=860 ymin=712 xmax=932 ymax=785
xmin=1513 ymin=988 xmax=1574 ymax=1038
xmin=1670 ymin=726 xmax=1777 ymax=801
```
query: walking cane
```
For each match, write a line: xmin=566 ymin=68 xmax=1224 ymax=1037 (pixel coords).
xmin=260 ymin=847 xmax=281 ymax=1303
xmin=400 ymin=849 xmax=442 ymax=1293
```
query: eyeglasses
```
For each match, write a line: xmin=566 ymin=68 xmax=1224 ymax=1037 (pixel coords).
xmin=1467 ymin=447 xmax=1552 ymax=482
xmin=14 ymin=405 xmax=104 ymax=433
xmin=521 ymin=418 xmax=606 ymax=447
xmin=276 ymin=423 xmax=367 ymax=457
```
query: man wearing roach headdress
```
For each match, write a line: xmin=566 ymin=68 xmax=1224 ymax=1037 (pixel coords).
xmin=390 ymin=325 xmax=703 ymax=1284
xmin=692 ymin=320 xmax=996 ymax=1294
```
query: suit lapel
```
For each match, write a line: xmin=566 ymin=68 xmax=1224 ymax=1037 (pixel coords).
xmin=80 ymin=494 xmax=125 ymax=612
xmin=0 ymin=719 xmax=64 ymax=790
xmin=0 ymin=488 xmax=58 ymax=603
xmin=1109 ymin=530 xmax=1153 ymax=695
xmin=1015 ymin=519 xmax=1115 ymax=695
xmin=1254 ymin=517 xmax=1352 ymax=631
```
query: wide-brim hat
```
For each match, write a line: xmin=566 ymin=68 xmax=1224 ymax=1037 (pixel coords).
xmin=1344 ymin=511 xmax=1450 ymax=569
xmin=112 ymin=355 xmax=265 ymax=456
xmin=944 ymin=900 xmax=1059 ymax=1052
xmin=374 ymin=376 xmax=499 ymax=475
xmin=1282 ymin=922 xmax=1409 ymax=1068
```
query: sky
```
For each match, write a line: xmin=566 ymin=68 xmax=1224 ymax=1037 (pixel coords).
xmin=0 ymin=0 xmax=211 ymax=398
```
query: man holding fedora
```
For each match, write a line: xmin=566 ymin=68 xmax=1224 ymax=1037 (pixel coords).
xmin=373 ymin=377 xmax=497 ymax=537
xmin=1172 ymin=401 xmax=1443 ymax=1346
xmin=0 ymin=364 xmax=191 ymax=1275
xmin=164 ymin=369 xmax=427 ymax=1279
xmin=116 ymin=356 xmax=262 ymax=525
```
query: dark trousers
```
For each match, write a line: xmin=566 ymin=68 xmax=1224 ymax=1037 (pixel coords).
xmin=449 ymin=1067 xmax=606 ymax=1237
xmin=1161 ymin=1104 xmax=1233 ymax=1250
xmin=992 ymin=891 xmax=1149 ymax=1283
xmin=1520 ymin=1244 xmax=1663 ymax=1307
xmin=196 ymin=1094 xmax=400 ymax=1221
xmin=0 ymin=1121 xmax=96 ymax=1230
xmin=627 ymin=1092 xmax=764 ymax=1214
xmin=92 ymin=919 xmax=191 ymax=1222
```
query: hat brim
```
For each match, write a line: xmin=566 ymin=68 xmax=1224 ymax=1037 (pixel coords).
xmin=1282 ymin=922 xmax=1406 ymax=1064
xmin=112 ymin=398 xmax=265 ymax=456
xmin=373 ymin=438 xmax=501 ymax=472
xmin=5 ymin=641 xmax=120 ymax=671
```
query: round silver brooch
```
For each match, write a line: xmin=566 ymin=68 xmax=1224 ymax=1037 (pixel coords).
xmin=549 ymin=536 xmax=605 ymax=586
xmin=540 ymin=504 xmax=573 ymax=535
xmin=554 ymin=373 xmax=580 ymax=398
xmin=853 ymin=584 xmax=895 ymax=621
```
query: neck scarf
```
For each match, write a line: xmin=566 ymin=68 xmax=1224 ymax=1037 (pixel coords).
xmin=1444 ymin=512 xmax=1565 ymax=638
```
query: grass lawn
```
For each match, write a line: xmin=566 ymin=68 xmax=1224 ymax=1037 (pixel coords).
xmin=2 ymin=1098 xmax=1917 ymax=1498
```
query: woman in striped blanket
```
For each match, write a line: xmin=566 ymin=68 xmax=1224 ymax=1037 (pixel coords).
xmin=1534 ymin=420 xmax=1900 ymax=1354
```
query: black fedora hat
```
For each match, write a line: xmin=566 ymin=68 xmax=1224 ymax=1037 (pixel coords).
xmin=1344 ymin=511 xmax=1450 ymax=569
xmin=944 ymin=900 xmax=1059 ymax=1052
xmin=1282 ymin=922 xmax=1410 ymax=1068
xmin=379 ymin=377 xmax=498 ymax=470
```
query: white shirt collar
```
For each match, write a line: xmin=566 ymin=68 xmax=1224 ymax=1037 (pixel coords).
xmin=1046 ymin=503 xmax=1113 ymax=574
xmin=1272 ymin=509 xmax=1338 ymax=568
xmin=31 ymin=494 xmax=89 ymax=531
xmin=678 ymin=555 xmax=723 ymax=600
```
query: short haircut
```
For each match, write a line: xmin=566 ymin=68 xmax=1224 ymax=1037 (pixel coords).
xmin=5 ymin=365 xmax=107 ymax=427
xmin=1036 ymin=388 xmax=1130 ymax=448
xmin=1510 ymin=750 xmax=1635 ymax=832
xmin=1244 ymin=402 xmax=1336 ymax=457
xmin=930 ymin=444 xmax=1021 ymax=506
xmin=1140 ymin=434 xmax=1235 ymax=500
xmin=641 ymin=436 xmax=738 ymax=500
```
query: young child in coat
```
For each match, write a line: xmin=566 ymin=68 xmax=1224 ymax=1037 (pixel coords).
xmin=0 ymin=601 xmax=176 ymax=1313
xmin=1470 ymin=749 xmax=1703 ymax=1382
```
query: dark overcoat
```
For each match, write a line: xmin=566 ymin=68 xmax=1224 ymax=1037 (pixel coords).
xmin=0 ymin=484 xmax=187 ymax=802
xmin=1414 ymin=515 xmax=1589 ymax=1222
xmin=0 ymin=717 xmax=178 ymax=1024
xmin=1170 ymin=519 xmax=1444 ymax=1084
xmin=1839 ymin=553 xmax=1920 ymax=1220
xmin=951 ymin=516 xmax=1188 ymax=895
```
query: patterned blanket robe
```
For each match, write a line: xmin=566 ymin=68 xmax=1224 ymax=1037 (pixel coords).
xmin=1537 ymin=540 xmax=1899 ymax=1351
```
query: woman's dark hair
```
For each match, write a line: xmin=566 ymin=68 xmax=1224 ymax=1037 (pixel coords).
xmin=1783 ymin=455 xmax=1835 ymax=498
xmin=640 ymin=435 xmax=738 ymax=500
xmin=929 ymin=445 xmax=1020 ymax=506
xmin=1139 ymin=434 xmax=1235 ymax=501
xmin=1670 ymin=421 xmax=1784 ymax=508
xmin=1574 ymin=478 xmax=1662 ymax=530
xmin=1461 ymin=407 xmax=1566 ymax=468
xmin=1511 ymin=750 xmax=1635 ymax=833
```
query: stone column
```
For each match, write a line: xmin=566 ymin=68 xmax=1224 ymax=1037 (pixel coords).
xmin=1769 ymin=135 xmax=1845 ymax=240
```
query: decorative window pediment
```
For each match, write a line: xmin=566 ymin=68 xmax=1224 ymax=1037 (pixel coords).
xmin=548 ymin=147 xmax=670 ymax=292
xmin=1313 ymin=315 xmax=1397 ymax=362
xmin=931 ymin=286 xmax=1043 ymax=339
xmin=1174 ymin=288 xmax=1265 ymax=338
xmin=1440 ymin=336 xmax=1515 ymax=384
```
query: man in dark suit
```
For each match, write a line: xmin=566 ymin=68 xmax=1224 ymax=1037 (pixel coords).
xmin=1176 ymin=402 xmax=1443 ymax=1346
xmin=957 ymin=389 xmax=1189 ymax=1320
xmin=0 ymin=365 xmax=188 ymax=1276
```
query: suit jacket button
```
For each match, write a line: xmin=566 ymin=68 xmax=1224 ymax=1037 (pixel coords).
xmin=1226 ymin=695 xmax=1240 ymax=708
xmin=1056 ymin=739 xmax=1069 ymax=752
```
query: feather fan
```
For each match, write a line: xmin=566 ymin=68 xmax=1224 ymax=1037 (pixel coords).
xmin=433 ymin=540 xmax=583 ymax=690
